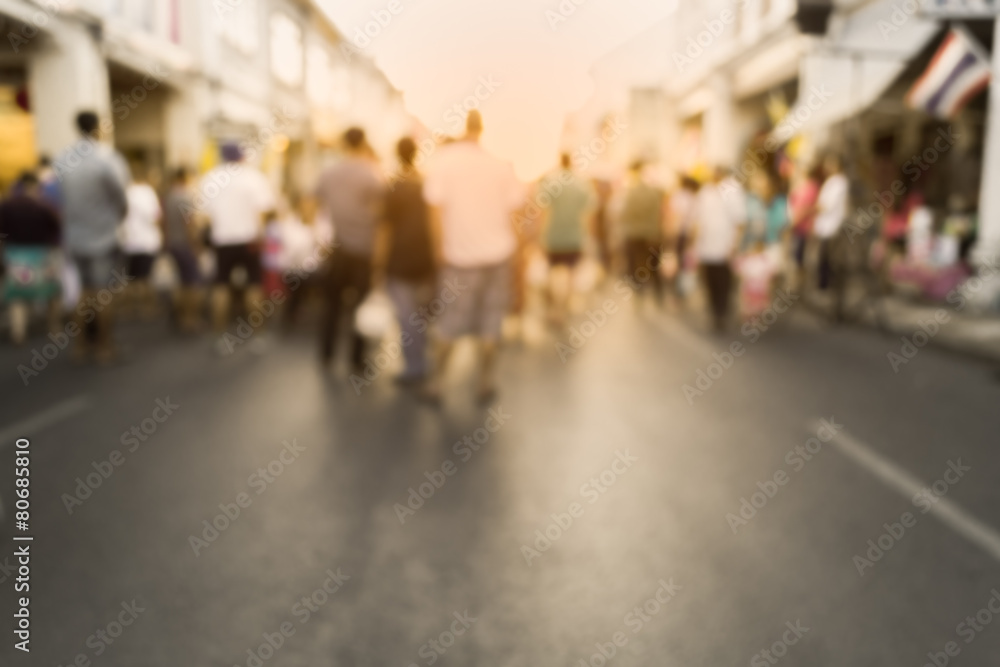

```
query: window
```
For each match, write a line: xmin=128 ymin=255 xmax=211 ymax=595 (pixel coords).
xmin=221 ymin=0 xmax=260 ymax=55
xmin=307 ymin=44 xmax=332 ymax=106
xmin=270 ymin=13 xmax=303 ymax=87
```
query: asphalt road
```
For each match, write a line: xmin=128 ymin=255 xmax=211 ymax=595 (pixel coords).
xmin=1 ymin=292 xmax=999 ymax=666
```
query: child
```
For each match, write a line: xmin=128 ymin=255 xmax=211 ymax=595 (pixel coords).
xmin=263 ymin=194 xmax=320 ymax=327
xmin=736 ymin=239 xmax=777 ymax=321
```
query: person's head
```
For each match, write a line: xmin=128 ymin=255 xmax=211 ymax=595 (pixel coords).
xmin=76 ymin=111 xmax=100 ymax=139
xmin=751 ymin=170 xmax=774 ymax=201
xmin=130 ymin=159 xmax=150 ymax=184
xmin=38 ymin=155 xmax=52 ymax=170
xmin=220 ymin=142 xmax=243 ymax=164
xmin=560 ymin=153 xmax=571 ymax=170
xmin=171 ymin=166 xmax=190 ymax=187
xmin=714 ymin=166 xmax=734 ymax=184
xmin=15 ymin=171 xmax=39 ymax=197
xmin=807 ymin=161 xmax=824 ymax=184
xmin=629 ymin=159 xmax=645 ymax=179
xmin=823 ymin=152 xmax=843 ymax=175
xmin=465 ymin=110 xmax=483 ymax=140
xmin=296 ymin=194 xmax=317 ymax=224
xmin=396 ymin=136 xmax=417 ymax=171
xmin=343 ymin=127 xmax=366 ymax=154
xmin=680 ymin=175 xmax=700 ymax=192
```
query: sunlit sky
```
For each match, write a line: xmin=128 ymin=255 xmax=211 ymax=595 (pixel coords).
xmin=319 ymin=0 xmax=678 ymax=180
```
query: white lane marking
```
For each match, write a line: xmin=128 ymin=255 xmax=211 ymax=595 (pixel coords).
xmin=645 ymin=313 xmax=719 ymax=357
xmin=0 ymin=395 xmax=91 ymax=449
xmin=816 ymin=421 xmax=1000 ymax=562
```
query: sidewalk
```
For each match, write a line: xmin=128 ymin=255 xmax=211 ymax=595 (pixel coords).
xmin=874 ymin=295 xmax=1000 ymax=364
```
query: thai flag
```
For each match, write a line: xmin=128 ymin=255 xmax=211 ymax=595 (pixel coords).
xmin=906 ymin=28 xmax=992 ymax=119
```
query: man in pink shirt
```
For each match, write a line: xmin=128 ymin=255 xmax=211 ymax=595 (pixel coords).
xmin=422 ymin=111 xmax=524 ymax=404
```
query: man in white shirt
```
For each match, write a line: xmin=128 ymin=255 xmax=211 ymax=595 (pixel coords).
xmin=692 ymin=169 xmax=744 ymax=332
xmin=422 ymin=110 xmax=524 ymax=403
xmin=201 ymin=143 xmax=276 ymax=331
xmin=814 ymin=154 xmax=850 ymax=292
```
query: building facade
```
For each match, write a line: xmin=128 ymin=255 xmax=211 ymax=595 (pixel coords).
xmin=0 ymin=0 xmax=410 ymax=194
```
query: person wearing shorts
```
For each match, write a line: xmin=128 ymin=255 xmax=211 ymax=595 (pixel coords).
xmin=163 ymin=167 xmax=204 ymax=332
xmin=422 ymin=110 xmax=524 ymax=404
xmin=57 ymin=111 xmax=129 ymax=362
xmin=540 ymin=153 xmax=593 ymax=327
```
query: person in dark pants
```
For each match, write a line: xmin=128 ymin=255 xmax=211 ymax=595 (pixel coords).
xmin=619 ymin=160 xmax=666 ymax=302
xmin=693 ymin=170 xmax=743 ymax=332
xmin=377 ymin=137 xmax=436 ymax=385
xmin=315 ymin=127 xmax=385 ymax=370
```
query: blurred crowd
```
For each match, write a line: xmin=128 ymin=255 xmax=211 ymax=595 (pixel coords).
xmin=0 ymin=107 xmax=924 ymax=399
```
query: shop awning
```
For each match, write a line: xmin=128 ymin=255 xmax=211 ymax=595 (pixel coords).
xmin=787 ymin=0 xmax=941 ymax=133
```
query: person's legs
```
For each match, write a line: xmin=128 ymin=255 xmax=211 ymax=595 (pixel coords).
xmin=46 ymin=297 xmax=61 ymax=337
xmin=238 ymin=244 xmax=265 ymax=326
xmin=476 ymin=261 xmax=510 ymax=402
xmin=131 ymin=254 xmax=157 ymax=320
xmin=386 ymin=278 xmax=429 ymax=380
xmin=319 ymin=255 xmax=347 ymax=365
xmin=422 ymin=338 xmax=454 ymax=402
xmin=625 ymin=239 xmax=643 ymax=283
xmin=422 ymin=265 xmax=479 ymax=402
xmin=546 ymin=258 xmax=571 ymax=326
xmin=818 ymin=239 xmax=831 ymax=291
xmin=8 ymin=300 xmax=28 ymax=344
xmin=646 ymin=239 xmax=664 ymax=304
xmin=478 ymin=338 xmax=498 ymax=399
xmin=342 ymin=253 xmax=373 ymax=369
xmin=701 ymin=263 xmax=728 ymax=331
xmin=170 ymin=247 xmax=203 ymax=333
xmin=87 ymin=253 xmax=119 ymax=363
xmin=211 ymin=245 xmax=235 ymax=332
xmin=717 ymin=263 xmax=733 ymax=330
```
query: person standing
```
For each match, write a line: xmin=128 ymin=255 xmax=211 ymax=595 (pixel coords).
xmin=0 ymin=172 xmax=62 ymax=344
xmin=422 ymin=110 xmax=524 ymax=404
xmin=619 ymin=160 xmax=666 ymax=303
xmin=813 ymin=154 xmax=850 ymax=292
xmin=788 ymin=163 xmax=822 ymax=291
xmin=163 ymin=167 xmax=203 ymax=332
xmin=591 ymin=177 xmax=613 ymax=272
xmin=744 ymin=171 xmax=790 ymax=279
xmin=314 ymin=127 xmax=385 ymax=370
xmin=540 ymin=153 xmax=594 ymax=327
xmin=692 ymin=169 xmax=744 ymax=333
xmin=377 ymin=137 xmax=437 ymax=385
xmin=201 ymin=143 xmax=276 ymax=333
xmin=666 ymin=175 xmax=699 ymax=306
xmin=56 ymin=111 xmax=129 ymax=362
xmin=120 ymin=161 xmax=163 ymax=320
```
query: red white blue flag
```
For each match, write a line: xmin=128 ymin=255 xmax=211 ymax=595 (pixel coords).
xmin=906 ymin=27 xmax=992 ymax=119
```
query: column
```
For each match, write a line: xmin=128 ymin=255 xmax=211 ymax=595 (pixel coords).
xmin=703 ymin=72 xmax=737 ymax=169
xmin=26 ymin=20 xmax=111 ymax=157
xmin=974 ymin=16 xmax=1000 ymax=265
